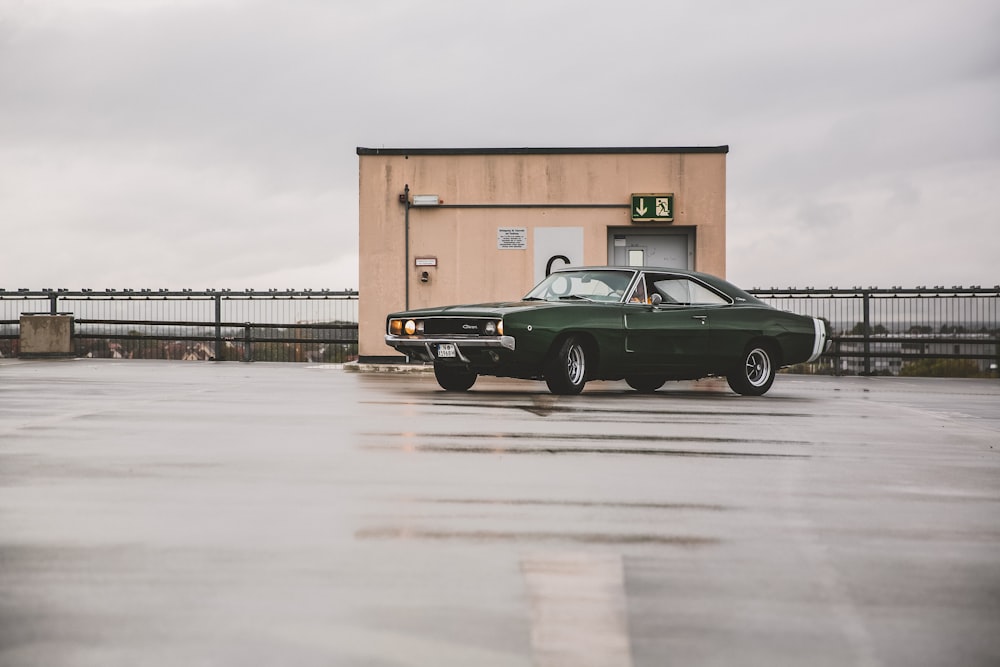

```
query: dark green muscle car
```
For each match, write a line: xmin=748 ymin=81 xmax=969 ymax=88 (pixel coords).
xmin=385 ymin=266 xmax=829 ymax=396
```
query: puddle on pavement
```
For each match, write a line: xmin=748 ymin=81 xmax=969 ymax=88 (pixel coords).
xmin=363 ymin=443 xmax=806 ymax=459
xmin=415 ymin=498 xmax=731 ymax=511
xmin=364 ymin=431 xmax=809 ymax=460
xmin=366 ymin=431 xmax=808 ymax=446
xmin=361 ymin=399 xmax=811 ymax=420
xmin=355 ymin=527 xmax=719 ymax=546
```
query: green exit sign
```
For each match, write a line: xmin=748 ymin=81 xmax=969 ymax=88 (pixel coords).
xmin=631 ymin=193 xmax=674 ymax=222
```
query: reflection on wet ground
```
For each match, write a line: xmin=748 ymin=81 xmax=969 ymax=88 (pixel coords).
xmin=365 ymin=430 xmax=809 ymax=446
xmin=4 ymin=363 xmax=1000 ymax=667
xmin=363 ymin=398 xmax=813 ymax=420
xmin=363 ymin=442 xmax=807 ymax=458
xmin=415 ymin=498 xmax=732 ymax=511
xmin=362 ymin=429 xmax=810 ymax=458
xmin=356 ymin=527 xmax=719 ymax=546
xmin=523 ymin=554 xmax=633 ymax=667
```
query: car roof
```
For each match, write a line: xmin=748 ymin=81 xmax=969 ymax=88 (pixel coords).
xmin=550 ymin=266 xmax=765 ymax=305
xmin=551 ymin=265 xmax=713 ymax=281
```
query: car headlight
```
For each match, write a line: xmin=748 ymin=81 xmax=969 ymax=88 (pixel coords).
xmin=484 ymin=321 xmax=496 ymax=335
xmin=389 ymin=319 xmax=423 ymax=335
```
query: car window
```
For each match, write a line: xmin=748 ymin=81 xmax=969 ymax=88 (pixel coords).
xmin=524 ymin=270 xmax=635 ymax=302
xmin=649 ymin=277 xmax=730 ymax=305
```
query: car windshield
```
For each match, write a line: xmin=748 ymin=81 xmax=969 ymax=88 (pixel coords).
xmin=523 ymin=269 xmax=635 ymax=303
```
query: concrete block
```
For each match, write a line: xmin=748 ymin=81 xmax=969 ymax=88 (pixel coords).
xmin=20 ymin=315 xmax=74 ymax=357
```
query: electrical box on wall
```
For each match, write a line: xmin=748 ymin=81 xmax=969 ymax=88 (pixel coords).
xmin=415 ymin=257 xmax=436 ymax=284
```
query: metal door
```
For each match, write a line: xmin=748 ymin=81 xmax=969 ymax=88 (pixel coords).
xmin=609 ymin=231 xmax=693 ymax=269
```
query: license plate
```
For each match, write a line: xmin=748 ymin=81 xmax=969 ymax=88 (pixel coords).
xmin=436 ymin=343 xmax=456 ymax=358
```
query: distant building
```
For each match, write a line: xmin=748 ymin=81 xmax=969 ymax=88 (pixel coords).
xmin=356 ymin=146 xmax=729 ymax=362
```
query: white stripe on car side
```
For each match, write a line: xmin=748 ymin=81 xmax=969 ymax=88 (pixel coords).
xmin=806 ymin=317 xmax=827 ymax=363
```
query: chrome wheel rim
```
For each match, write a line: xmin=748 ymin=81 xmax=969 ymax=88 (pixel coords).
xmin=566 ymin=344 xmax=585 ymax=385
xmin=745 ymin=348 xmax=771 ymax=387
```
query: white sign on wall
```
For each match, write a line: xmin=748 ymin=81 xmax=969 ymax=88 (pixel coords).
xmin=497 ymin=227 xmax=528 ymax=250
xmin=533 ymin=227 xmax=584 ymax=285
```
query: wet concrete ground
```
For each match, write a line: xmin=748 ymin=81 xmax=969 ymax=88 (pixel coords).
xmin=1 ymin=359 xmax=998 ymax=666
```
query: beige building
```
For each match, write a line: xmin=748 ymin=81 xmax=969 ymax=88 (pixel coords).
xmin=357 ymin=146 xmax=729 ymax=362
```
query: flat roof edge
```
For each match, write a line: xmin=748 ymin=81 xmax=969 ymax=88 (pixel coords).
xmin=357 ymin=146 xmax=729 ymax=156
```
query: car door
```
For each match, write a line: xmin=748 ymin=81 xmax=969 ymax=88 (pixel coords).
xmin=622 ymin=273 xmax=731 ymax=373
xmin=623 ymin=304 xmax=713 ymax=372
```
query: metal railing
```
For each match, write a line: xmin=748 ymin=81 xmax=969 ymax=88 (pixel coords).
xmin=0 ymin=289 xmax=358 ymax=363
xmin=3 ymin=286 xmax=998 ymax=375
xmin=748 ymin=286 xmax=1000 ymax=377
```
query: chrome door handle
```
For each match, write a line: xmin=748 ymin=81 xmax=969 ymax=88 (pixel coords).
xmin=692 ymin=315 xmax=707 ymax=324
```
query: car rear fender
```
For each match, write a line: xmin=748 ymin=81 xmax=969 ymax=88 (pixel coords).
xmin=745 ymin=336 xmax=783 ymax=368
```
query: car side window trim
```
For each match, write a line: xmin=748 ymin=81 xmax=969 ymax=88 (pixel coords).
xmin=643 ymin=272 xmax=734 ymax=306
xmin=625 ymin=274 xmax=649 ymax=305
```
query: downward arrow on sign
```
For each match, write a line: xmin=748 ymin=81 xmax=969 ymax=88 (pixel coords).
xmin=634 ymin=200 xmax=647 ymax=216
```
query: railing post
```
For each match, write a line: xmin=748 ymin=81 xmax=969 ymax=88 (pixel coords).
xmin=214 ymin=293 xmax=222 ymax=361
xmin=995 ymin=334 xmax=1000 ymax=380
xmin=862 ymin=291 xmax=872 ymax=376
xmin=244 ymin=323 xmax=253 ymax=362
xmin=49 ymin=293 xmax=58 ymax=316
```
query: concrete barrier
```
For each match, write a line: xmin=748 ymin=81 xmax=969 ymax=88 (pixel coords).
xmin=19 ymin=314 xmax=74 ymax=358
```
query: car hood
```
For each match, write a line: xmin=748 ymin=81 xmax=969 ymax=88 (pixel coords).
xmin=390 ymin=301 xmax=575 ymax=318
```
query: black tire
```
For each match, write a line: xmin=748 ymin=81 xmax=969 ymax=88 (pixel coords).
xmin=544 ymin=336 xmax=588 ymax=395
xmin=625 ymin=375 xmax=667 ymax=393
xmin=727 ymin=345 xmax=776 ymax=396
xmin=434 ymin=364 xmax=477 ymax=391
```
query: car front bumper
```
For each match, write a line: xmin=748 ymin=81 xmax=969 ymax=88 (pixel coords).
xmin=384 ymin=334 xmax=516 ymax=363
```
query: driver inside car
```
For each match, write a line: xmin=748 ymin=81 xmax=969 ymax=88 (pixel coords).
xmin=629 ymin=277 xmax=649 ymax=304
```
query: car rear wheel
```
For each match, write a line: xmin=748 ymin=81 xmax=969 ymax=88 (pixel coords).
xmin=544 ymin=336 xmax=587 ymax=395
xmin=434 ymin=364 xmax=477 ymax=391
xmin=727 ymin=345 xmax=776 ymax=396
xmin=625 ymin=375 xmax=667 ymax=393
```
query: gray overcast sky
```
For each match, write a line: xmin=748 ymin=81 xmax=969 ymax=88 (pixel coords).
xmin=1 ymin=0 xmax=998 ymax=291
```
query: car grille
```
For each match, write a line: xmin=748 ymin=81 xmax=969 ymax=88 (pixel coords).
xmin=423 ymin=318 xmax=489 ymax=335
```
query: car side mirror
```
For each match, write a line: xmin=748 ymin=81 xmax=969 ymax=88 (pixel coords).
xmin=650 ymin=293 xmax=663 ymax=306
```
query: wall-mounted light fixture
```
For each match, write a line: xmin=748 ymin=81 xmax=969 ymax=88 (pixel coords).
xmin=411 ymin=194 xmax=440 ymax=206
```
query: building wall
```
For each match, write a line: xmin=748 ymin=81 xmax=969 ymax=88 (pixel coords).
xmin=357 ymin=147 xmax=728 ymax=360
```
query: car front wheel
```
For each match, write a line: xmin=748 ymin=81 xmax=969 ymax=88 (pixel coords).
xmin=544 ymin=336 xmax=588 ymax=395
xmin=434 ymin=364 xmax=477 ymax=391
xmin=625 ymin=375 xmax=667 ymax=393
xmin=727 ymin=345 xmax=776 ymax=396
